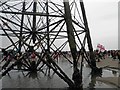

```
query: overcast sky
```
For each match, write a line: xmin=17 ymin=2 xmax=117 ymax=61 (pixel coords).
xmin=83 ymin=0 xmax=118 ymax=50
xmin=0 ymin=0 xmax=119 ymax=50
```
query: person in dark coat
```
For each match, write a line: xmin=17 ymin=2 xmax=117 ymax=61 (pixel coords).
xmin=117 ymin=50 xmax=120 ymax=63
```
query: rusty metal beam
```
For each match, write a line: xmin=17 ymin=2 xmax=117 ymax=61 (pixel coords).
xmin=80 ymin=0 xmax=96 ymax=68
xmin=63 ymin=0 xmax=77 ymax=71
xmin=19 ymin=2 xmax=25 ymax=53
xmin=32 ymin=1 xmax=37 ymax=43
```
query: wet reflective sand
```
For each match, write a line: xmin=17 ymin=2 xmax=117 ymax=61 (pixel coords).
xmin=1 ymin=57 xmax=119 ymax=89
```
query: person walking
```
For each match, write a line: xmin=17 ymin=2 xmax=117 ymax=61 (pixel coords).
xmin=117 ymin=50 xmax=120 ymax=63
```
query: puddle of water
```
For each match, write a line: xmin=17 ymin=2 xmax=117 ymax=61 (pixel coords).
xmin=102 ymin=69 xmax=119 ymax=77
xmin=82 ymin=66 xmax=119 ymax=88
xmin=1 ymin=58 xmax=119 ymax=89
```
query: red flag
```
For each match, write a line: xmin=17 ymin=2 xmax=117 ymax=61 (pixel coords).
xmin=97 ymin=44 xmax=105 ymax=52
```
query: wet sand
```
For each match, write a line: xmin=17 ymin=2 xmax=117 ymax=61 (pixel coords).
xmin=0 ymin=56 xmax=120 ymax=89
xmin=96 ymin=57 xmax=120 ymax=88
xmin=96 ymin=77 xmax=120 ymax=88
xmin=96 ymin=57 xmax=119 ymax=69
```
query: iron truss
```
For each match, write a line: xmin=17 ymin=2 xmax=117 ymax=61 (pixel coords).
xmin=0 ymin=0 xmax=102 ymax=88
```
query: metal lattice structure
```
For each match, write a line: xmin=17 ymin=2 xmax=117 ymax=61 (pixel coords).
xmin=0 ymin=0 xmax=101 ymax=88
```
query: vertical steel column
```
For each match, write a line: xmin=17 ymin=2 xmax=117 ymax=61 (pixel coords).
xmin=19 ymin=2 xmax=25 ymax=53
xmin=32 ymin=0 xmax=37 ymax=44
xmin=46 ymin=0 xmax=50 ymax=53
xmin=63 ymin=1 xmax=82 ymax=87
xmin=63 ymin=0 xmax=78 ymax=72
xmin=46 ymin=0 xmax=51 ymax=75
xmin=80 ymin=0 xmax=96 ymax=68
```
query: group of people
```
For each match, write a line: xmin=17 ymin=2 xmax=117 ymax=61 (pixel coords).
xmin=1 ymin=48 xmax=120 ymax=66
xmin=94 ymin=49 xmax=120 ymax=63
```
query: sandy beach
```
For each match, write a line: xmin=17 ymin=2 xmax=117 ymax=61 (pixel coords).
xmin=96 ymin=57 xmax=120 ymax=88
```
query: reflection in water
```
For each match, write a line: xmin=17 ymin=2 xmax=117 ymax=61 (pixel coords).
xmin=1 ymin=59 xmax=119 ymax=89
xmin=112 ymin=70 xmax=117 ymax=77
xmin=26 ymin=72 xmax=38 ymax=79
xmin=88 ymin=74 xmax=102 ymax=89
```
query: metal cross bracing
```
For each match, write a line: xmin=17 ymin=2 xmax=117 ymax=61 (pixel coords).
xmin=0 ymin=0 xmax=102 ymax=88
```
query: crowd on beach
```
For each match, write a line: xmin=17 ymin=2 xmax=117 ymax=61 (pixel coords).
xmin=94 ymin=50 xmax=120 ymax=63
xmin=0 ymin=48 xmax=120 ymax=65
